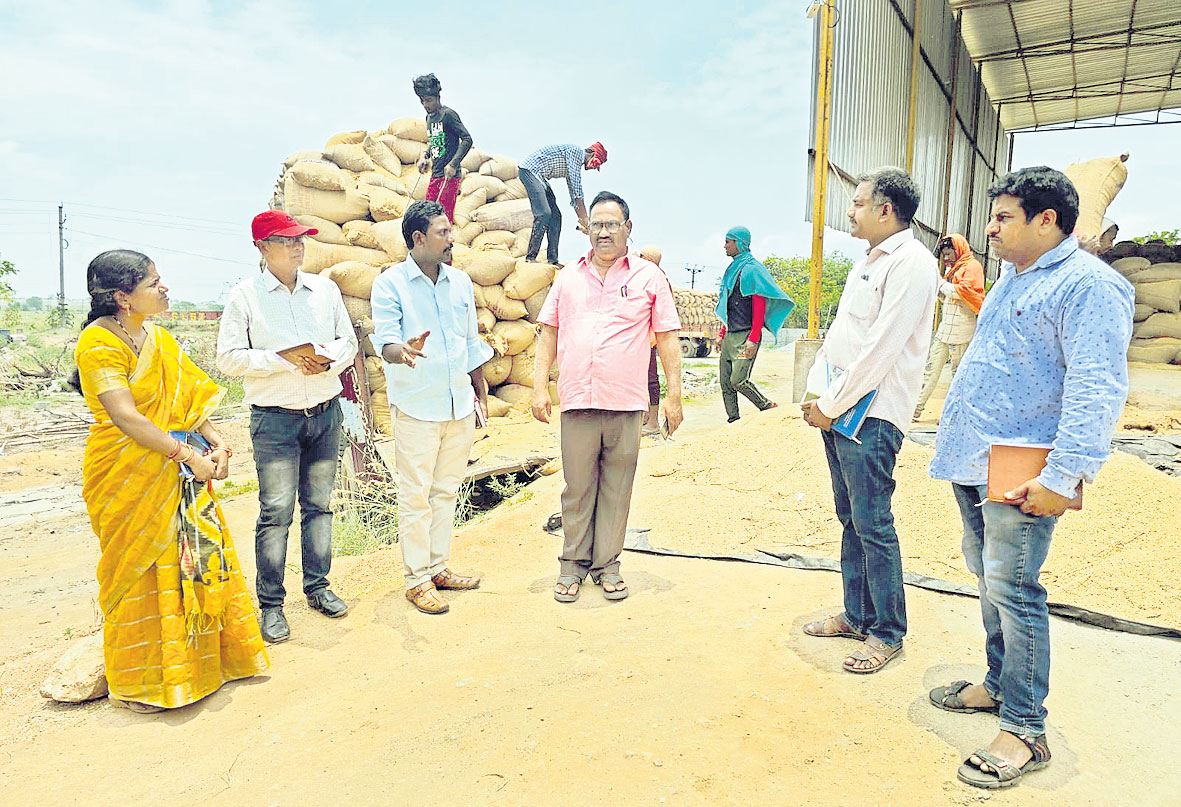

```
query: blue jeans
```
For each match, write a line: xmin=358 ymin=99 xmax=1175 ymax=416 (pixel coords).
xmin=250 ymin=400 xmax=342 ymax=608
xmin=952 ymin=483 xmax=1056 ymax=736
xmin=821 ymin=418 xmax=906 ymax=647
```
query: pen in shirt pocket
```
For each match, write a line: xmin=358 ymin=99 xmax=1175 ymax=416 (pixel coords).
xmin=620 ymin=285 xmax=628 ymax=298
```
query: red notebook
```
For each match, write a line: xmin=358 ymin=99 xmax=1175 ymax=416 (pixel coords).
xmin=987 ymin=444 xmax=1083 ymax=510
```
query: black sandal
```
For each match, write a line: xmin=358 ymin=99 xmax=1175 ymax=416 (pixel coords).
xmin=957 ymin=733 xmax=1051 ymax=789
xmin=929 ymin=680 xmax=1000 ymax=714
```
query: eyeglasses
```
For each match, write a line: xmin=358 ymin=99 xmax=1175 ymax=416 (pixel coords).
xmin=265 ymin=235 xmax=305 ymax=248
xmin=588 ymin=221 xmax=626 ymax=235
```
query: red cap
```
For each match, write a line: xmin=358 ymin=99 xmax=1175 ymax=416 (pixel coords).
xmin=252 ymin=209 xmax=317 ymax=241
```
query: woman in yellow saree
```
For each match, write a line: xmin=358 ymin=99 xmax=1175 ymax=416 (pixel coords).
xmin=72 ymin=250 xmax=268 ymax=712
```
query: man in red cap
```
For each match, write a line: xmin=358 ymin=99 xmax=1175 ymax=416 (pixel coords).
xmin=517 ymin=142 xmax=606 ymax=265
xmin=216 ymin=210 xmax=358 ymax=644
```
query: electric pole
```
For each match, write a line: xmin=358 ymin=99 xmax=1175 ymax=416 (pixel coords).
xmin=57 ymin=203 xmax=67 ymax=321
xmin=685 ymin=264 xmax=704 ymax=289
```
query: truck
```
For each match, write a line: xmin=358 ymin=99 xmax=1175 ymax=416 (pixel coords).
xmin=672 ymin=288 xmax=723 ymax=358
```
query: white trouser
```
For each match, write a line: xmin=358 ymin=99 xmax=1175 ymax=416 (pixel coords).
xmin=915 ymin=339 xmax=968 ymax=414
xmin=393 ymin=407 xmax=476 ymax=587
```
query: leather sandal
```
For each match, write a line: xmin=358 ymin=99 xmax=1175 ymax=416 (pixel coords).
xmin=406 ymin=581 xmax=449 ymax=614
xmin=958 ymin=733 xmax=1051 ymax=789
xmin=929 ymin=680 xmax=1000 ymax=714
xmin=803 ymin=613 xmax=867 ymax=640
xmin=592 ymin=572 xmax=629 ymax=601
xmin=431 ymin=569 xmax=481 ymax=591
xmin=842 ymin=636 xmax=902 ymax=674
xmin=554 ymin=575 xmax=581 ymax=603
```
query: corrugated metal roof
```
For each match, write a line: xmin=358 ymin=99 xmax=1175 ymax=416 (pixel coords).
xmin=950 ymin=0 xmax=1181 ymax=130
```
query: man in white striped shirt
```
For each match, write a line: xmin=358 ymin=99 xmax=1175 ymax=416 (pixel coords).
xmin=216 ymin=210 xmax=358 ymax=643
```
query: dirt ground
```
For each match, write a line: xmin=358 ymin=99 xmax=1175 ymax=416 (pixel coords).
xmin=1 ymin=349 xmax=1179 ymax=805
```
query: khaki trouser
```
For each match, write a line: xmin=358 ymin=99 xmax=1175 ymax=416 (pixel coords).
xmin=914 ymin=338 xmax=968 ymax=415
xmin=393 ymin=407 xmax=476 ymax=587
xmin=558 ymin=409 xmax=644 ymax=579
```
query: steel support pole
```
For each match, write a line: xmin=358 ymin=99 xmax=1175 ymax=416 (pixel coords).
xmin=807 ymin=1 xmax=835 ymax=340
xmin=905 ymin=0 xmax=923 ymax=173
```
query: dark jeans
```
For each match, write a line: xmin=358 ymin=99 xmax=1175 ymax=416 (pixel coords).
xmin=952 ymin=483 xmax=1056 ymax=736
xmin=821 ymin=418 xmax=906 ymax=647
xmin=719 ymin=329 xmax=773 ymax=421
xmin=250 ymin=399 xmax=342 ymax=609
xmin=519 ymin=167 xmax=561 ymax=264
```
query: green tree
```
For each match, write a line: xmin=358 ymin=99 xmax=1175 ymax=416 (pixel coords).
xmin=0 ymin=258 xmax=15 ymax=304
xmin=172 ymin=300 xmax=197 ymax=311
xmin=764 ymin=252 xmax=855 ymax=330
xmin=4 ymin=303 xmax=20 ymax=328
xmin=44 ymin=305 xmax=74 ymax=329
xmin=1131 ymin=229 xmax=1179 ymax=246
xmin=25 ymin=296 xmax=43 ymax=311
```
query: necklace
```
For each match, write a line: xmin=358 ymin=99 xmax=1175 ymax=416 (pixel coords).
xmin=113 ymin=315 xmax=145 ymax=355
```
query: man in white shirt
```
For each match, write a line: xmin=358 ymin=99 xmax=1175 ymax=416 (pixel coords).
xmin=370 ymin=200 xmax=492 ymax=615
xmin=216 ymin=210 xmax=358 ymax=643
xmin=800 ymin=168 xmax=937 ymax=674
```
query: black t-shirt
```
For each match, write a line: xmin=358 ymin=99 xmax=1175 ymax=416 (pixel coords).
xmin=426 ymin=106 xmax=473 ymax=180
xmin=726 ymin=270 xmax=755 ymax=332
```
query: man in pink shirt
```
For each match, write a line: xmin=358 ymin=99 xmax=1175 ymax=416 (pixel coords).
xmin=532 ymin=191 xmax=684 ymax=603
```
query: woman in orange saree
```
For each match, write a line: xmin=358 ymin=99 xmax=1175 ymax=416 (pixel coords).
xmin=72 ymin=250 xmax=268 ymax=712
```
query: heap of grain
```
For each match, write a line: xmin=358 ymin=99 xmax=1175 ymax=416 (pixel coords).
xmin=269 ymin=119 xmax=561 ymax=429
xmin=1102 ymin=240 xmax=1181 ymax=365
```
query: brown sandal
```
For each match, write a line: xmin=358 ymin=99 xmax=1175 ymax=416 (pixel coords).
xmin=431 ymin=569 xmax=481 ymax=591
xmin=406 ymin=581 xmax=449 ymax=614
xmin=803 ymin=613 xmax=867 ymax=640
xmin=842 ymin=636 xmax=902 ymax=674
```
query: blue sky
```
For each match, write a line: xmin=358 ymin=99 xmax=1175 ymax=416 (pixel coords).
xmin=1 ymin=0 xmax=1177 ymax=303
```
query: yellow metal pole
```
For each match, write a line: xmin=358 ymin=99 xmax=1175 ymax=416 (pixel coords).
xmin=807 ymin=1 xmax=835 ymax=339
xmin=905 ymin=0 xmax=922 ymax=172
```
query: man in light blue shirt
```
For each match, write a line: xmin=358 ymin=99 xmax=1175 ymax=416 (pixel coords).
xmin=370 ymin=200 xmax=494 ymax=616
xmin=928 ymin=167 xmax=1133 ymax=790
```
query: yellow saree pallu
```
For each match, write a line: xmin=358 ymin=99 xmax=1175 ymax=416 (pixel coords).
xmin=76 ymin=324 xmax=268 ymax=708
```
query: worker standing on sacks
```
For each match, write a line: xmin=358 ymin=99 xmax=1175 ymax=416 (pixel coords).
xmin=413 ymin=73 xmax=473 ymax=223
xmin=517 ymin=142 xmax=606 ymax=265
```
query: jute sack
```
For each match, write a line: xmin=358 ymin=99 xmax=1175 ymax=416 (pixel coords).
xmin=453 ymin=221 xmax=484 ymax=246
xmin=364 ymin=356 xmax=386 ymax=390
xmin=370 ymin=219 xmax=409 ymax=262
xmin=1127 ymin=263 xmax=1181 ymax=283
xmin=484 ymin=285 xmax=529 ymax=320
xmin=363 ymin=185 xmax=410 ymax=221
xmin=399 ymin=165 xmax=433 ymax=200
xmin=481 ymin=155 xmax=518 ymax=181
xmin=388 ymin=117 xmax=427 ymax=142
xmin=511 ymin=229 xmax=530 ymax=258
xmin=472 ymin=229 xmax=516 ymax=250
xmin=1134 ymin=280 xmax=1181 ymax=313
xmin=324 ymin=261 xmax=380 ymax=299
xmin=494 ymin=383 xmax=533 ymax=410
xmin=342 ymin=220 xmax=381 ymax=250
xmin=1127 ymin=340 xmax=1179 ymax=364
xmin=464 ymin=249 xmax=516 ymax=285
xmin=472 ymin=199 xmax=534 ymax=232
xmin=361 ymin=134 xmax=403 ymax=176
xmin=454 ymin=187 xmax=488 ymax=227
xmin=323 ymin=143 xmax=377 ymax=173
xmin=450 ymin=244 xmax=473 ymax=269
xmin=1063 ymin=153 xmax=1127 ymax=238
xmin=476 ymin=306 xmax=496 ymax=334
xmin=1133 ymin=312 xmax=1181 ymax=339
xmin=341 ymin=294 xmax=372 ymax=324
xmin=302 ymin=238 xmax=389 ymax=273
xmin=326 ymin=130 xmax=367 ymax=147
xmin=297 ymin=215 xmax=347 ymax=246
xmin=284 ymin=150 xmax=322 ymax=169
xmin=492 ymin=320 xmax=537 ymax=355
xmin=487 ymin=396 xmax=512 ymax=418
xmin=1111 ymin=256 xmax=1151 ymax=275
xmin=290 ymin=159 xmax=348 ymax=192
xmin=524 ymin=286 xmax=550 ymax=321
xmin=370 ymin=388 xmax=393 ymax=435
xmin=503 ymin=259 xmax=556 ymax=300
xmin=284 ymin=176 xmax=371 ymax=224
xmin=461 ymin=174 xmax=508 ymax=199
xmin=1134 ymin=304 xmax=1154 ymax=322
xmin=507 ymin=348 xmax=535 ymax=386
xmin=482 ymin=355 xmax=512 ymax=386
xmin=393 ymin=138 xmax=427 ymax=165
xmin=355 ymin=314 xmax=377 ymax=357
xmin=472 ymin=284 xmax=490 ymax=307
xmin=461 ymin=148 xmax=489 ymax=173
xmin=500 ymin=178 xmax=528 ymax=201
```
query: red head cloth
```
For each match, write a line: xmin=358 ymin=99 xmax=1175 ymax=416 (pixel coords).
xmin=586 ymin=141 xmax=607 ymax=170
xmin=251 ymin=209 xmax=317 ymax=241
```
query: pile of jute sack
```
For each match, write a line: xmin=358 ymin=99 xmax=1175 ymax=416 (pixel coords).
xmin=671 ymin=288 xmax=720 ymax=329
xmin=269 ymin=119 xmax=561 ymax=432
xmin=1103 ymin=241 xmax=1181 ymax=364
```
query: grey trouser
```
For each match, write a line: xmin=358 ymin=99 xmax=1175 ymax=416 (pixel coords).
xmin=558 ymin=409 xmax=644 ymax=579
xmin=719 ymin=328 xmax=773 ymax=420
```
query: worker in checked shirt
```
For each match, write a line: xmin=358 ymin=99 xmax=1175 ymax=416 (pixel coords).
xmin=517 ymin=141 xmax=607 ymax=265
xmin=370 ymin=200 xmax=493 ymax=616
xmin=216 ymin=210 xmax=358 ymax=644
xmin=928 ymin=167 xmax=1133 ymax=791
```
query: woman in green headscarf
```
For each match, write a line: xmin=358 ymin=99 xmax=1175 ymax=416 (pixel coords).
xmin=714 ymin=226 xmax=795 ymax=422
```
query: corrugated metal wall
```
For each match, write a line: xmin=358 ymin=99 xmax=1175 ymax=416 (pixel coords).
xmin=806 ymin=0 xmax=1008 ymax=275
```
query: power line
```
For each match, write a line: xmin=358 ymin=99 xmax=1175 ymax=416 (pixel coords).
xmin=70 ymin=211 xmax=241 ymax=236
xmin=65 ymin=228 xmax=258 ymax=267
xmin=0 ymin=197 xmax=242 ymax=227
